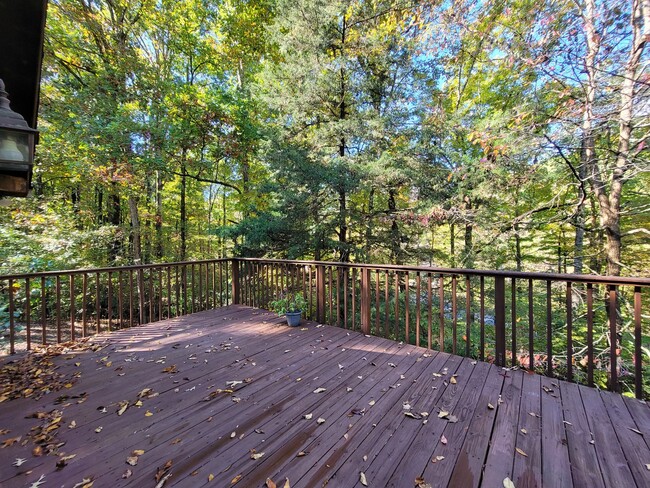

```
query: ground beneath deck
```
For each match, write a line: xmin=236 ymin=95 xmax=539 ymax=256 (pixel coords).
xmin=0 ymin=305 xmax=649 ymax=488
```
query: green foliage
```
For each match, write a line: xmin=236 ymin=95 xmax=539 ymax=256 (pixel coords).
xmin=269 ymin=292 xmax=308 ymax=315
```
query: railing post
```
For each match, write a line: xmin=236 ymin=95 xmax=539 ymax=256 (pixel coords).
xmin=316 ymin=264 xmax=326 ymax=323
xmin=231 ymin=259 xmax=240 ymax=305
xmin=494 ymin=276 xmax=506 ymax=366
xmin=360 ymin=268 xmax=371 ymax=335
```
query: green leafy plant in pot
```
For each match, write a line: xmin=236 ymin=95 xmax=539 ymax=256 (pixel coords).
xmin=270 ymin=292 xmax=307 ymax=327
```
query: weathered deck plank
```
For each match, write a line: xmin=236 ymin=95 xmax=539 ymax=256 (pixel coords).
xmin=0 ymin=305 xmax=648 ymax=488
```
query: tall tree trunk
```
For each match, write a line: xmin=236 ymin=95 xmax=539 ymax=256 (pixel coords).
xmin=108 ymin=182 xmax=121 ymax=263
xmin=128 ymin=194 xmax=141 ymax=264
xmin=388 ymin=188 xmax=401 ymax=264
xmin=180 ymin=152 xmax=187 ymax=261
xmin=449 ymin=222 xmax=455 ymax=268
xmin=364 ymin=187 xmax=375 ymax=261
xmin=462 ymin=195 xmax=473 ymax=268
xmin=155 ymin=170 xmax=164 ymax=259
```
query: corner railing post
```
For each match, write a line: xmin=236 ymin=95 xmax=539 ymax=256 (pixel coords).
xmin=316 ymin=264 xmax=326 ymax=323
xmin=494 ymin=276 xmax=506 ymax=366
xmin=361 ymin=267 xmax=371 ymax=335
xmin=231 ymin=259 xmax=240 ymax=305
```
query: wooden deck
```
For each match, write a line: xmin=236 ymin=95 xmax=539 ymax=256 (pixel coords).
xmin=0 ymin=305 xmax=649 ymax=487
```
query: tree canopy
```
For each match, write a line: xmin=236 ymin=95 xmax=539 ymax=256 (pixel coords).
xmin=1 ymin=0 xmax=648 ymax=278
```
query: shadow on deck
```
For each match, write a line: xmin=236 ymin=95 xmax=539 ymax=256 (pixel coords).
xmin=0 ymin=305 xmax=648 ymax=487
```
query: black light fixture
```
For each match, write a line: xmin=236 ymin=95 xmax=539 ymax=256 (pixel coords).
xmin=0 ymin=78 xmax=38 ymax=197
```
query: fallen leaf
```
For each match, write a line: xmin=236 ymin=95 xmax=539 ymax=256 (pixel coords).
xmin=145 ymin=410 xmax=154 ymax=417
xmin=405 ymin=412 xmax=422 ymax=419
xmin=250 ymin=451 xmax=265 ymax=460
xmin=231 ymin=474 xmax=243 ymax=484
xmin=516 ymin=447 xmax=528 ymax=457
xmin=266 ymin=479 xmax=277 ymax=488
xmin=360 ymin=471 xmax=368 ymax=486
xmin=503 ymin=477 xmax=516 ymax=488
xmin=32 ymin=446 xmax=43 ymax=457
xmin=162 ymin=365 xmax=177 ymax=374
xmin=296 ymin=451 xmax=308 ymax=457
xmin=283 ymin=478 xmax=290 ymax=488
xmin=155 ymin=460 xmax=173 ymax=483
xmin=304 ymin=413 xmax=313 ymax=420
xmin=440 ymin=435 xmax=447 ymax=445
xmin=450 ymin=376 xmax=457 ymax=384
xmin=438 ymin=411 xmax=449 ymax=418
xmin=117 ymin=402 xmax=129 ymax=416
xmin=134 ymin=400 xmax=143 ymax=407
xmin=487 ymin=403 xmax=495 ymax=410
xmin=521 ymin=428 xmax=527 ymax=435
xmin=122 ymin=469 xmax=132 ymax=479
xmin=313 ymin=388 xmax=326 ymax=394
xmin=629 ymin=427 xmax=643 ymax=435
xmin=317 ymin=418 xmax=326 ymax=424
xmin=431 ymin=455 xmax=445 ymax=463
xmin=132 ymin=449 xmax=145 ymax=456
xmin=369 ymin=400 xmax=375 ymax=406
xmin=126 ymin=456 xmax=138 ymax=466
xmin=28 ymin=474 xmax=46 ymax=488
xmin=447 ymin=415 xmax=459 ymax=423
xmin=645 ymin=463 xmax=650 ymax=471
xmin=1 ymin=436 xmax=21 ymax=448
xmin=95 ymin=426 xmax=103 ymax=433
xmin=71 ymin=478 xmax=94 ymax=488
xmin=208 ymin=473 xmax=214 ymax=481
xmin=12 ymin=458 xmax=27 ymax=466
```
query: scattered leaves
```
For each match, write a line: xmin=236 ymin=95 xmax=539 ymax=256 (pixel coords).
xmin=126 ymin=456 xmax=139 ymax=466
xmin=117 ymin=401 xmax=129 ymax=416
xmin=516 ymin=448 xmax=528 ymax=457
xmin=415 ymin=476 xmax=432 ymax=488
xmin=154 ymin=460 xmax=173 ymax=485
xmin=71 ymin=478 xmax=94 ymax=488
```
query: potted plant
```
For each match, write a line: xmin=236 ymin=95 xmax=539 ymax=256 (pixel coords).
xmin=270 ymin=292 xmax=308 ymax=326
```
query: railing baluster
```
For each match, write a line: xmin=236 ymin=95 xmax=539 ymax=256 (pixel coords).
xmin=494 ymin=276 xmax=506 ymax=367
xmin=119 ymin=271 xmax=124 ymax=328
xmin=108 ymin=271 xmax=113 ymax=331
xmin=82 ymin=273 xmax=88 ymax=338
xmin=566 ymin=282 xmax=573 ymax=382
xmin=528 ymin=279 xmax=534 ymax=371
xmin=70 ymin=274 xmax=75 ymax=341
xmin=452 ymin=275 xmax=457 ymax=355
xmin=395 ymin=271 xmax=400 ymax=341
xmin=8 ymin=278 xmax=15 ymax=354
xmin=587 ymin=283 xmax=594 ymax=387
xmin=546 ymin=280 xmax=552 ymax=377
xmin=384 ymin=270 xmax=389 ymax=338
xmin=148 ymin=268 xmax=154 ymax=323
xmin=351 ymin=267 xmax=357 ymax=330
xmin=511 ymin=277 xmax=516 ymax=367
xmin=427 ymin=273 xmax=433 ymax=350
xmin=56 ymin=275 xmax=61 ymax=343
xmin=375 ymin=269 xmax=380 ymax=336
xmin=129 ymin=270 xmax=134 ymax=326
xmin=167 ymin=266 xmax=172 ymax=318
xmin=344 ymin=268 xmax=349 ymax=329
xmin=41 ymin=276 xmax=46 ymax=344
xmin=25 ymin=277 xmax=31 ymax=350
xmin=479 ymin=275 xmax=485 ymax=361
xmin=439 ymin=275 xmax=445 ymax=352
xmin=609 ymin=285 xmax=618 ymax=391
xmin=634 ymin=287 xmax=642 ymax=399
xmin=405 ymin=271 xmax=410 ymax=343
xmin=329 ymin=266 xmax=334 ymax=324
xmin=416 ymin=272 xmax=421 ymax=347
xmin=465 ymin=276 xmax=471 ymax=357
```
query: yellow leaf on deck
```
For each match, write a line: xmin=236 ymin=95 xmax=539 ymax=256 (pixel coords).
xmin=516 ymin=447 xmax=528 ymax=457
xmin=360 ymin=472 xmax=368 ymax=486
xmin=231 ymin=474 xmax=242 ymax=484
xmin=208 ymin=474 xmax=214 ymax=481
xmin=145 ymin=410 xmax=153 ymax=417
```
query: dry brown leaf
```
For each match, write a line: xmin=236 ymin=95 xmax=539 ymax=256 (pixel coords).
xmin=360 ymin=471 xmax=368 ymax=486
xmin=231 ymin=474 xmax=243 ymax=484
xmin=487 ymin=403 xmax=495 ymax=410
xmin=1 ymin=436 xmax=21 ymax=448
xmin=71 ymin=478 xmax=94 ymax=488
xmin=266 ymin=479 xmax=277 ymax=488
xmin=450 ymin=376 xmax=457 ymax=384
xmin=208 ymin=473 xmax=215 ymax=481
xmin=313 ymin=388 xmax=326 ymax=394
xmin=126 ymin=456 xmax=138 ymax=466
xmin=132 ymin=449 xmax=145 ymax=456
xmin=404 ymin=412 xmax=422 ymax=420
xmin=440 ymin=434 xmax=447 ymax=445
xmin=122 ymin=469 xmax=132 ymax=479
xmin=515 ymin=447 xmax=528 ymax=457
xmin=162 ymin=365 xmax=177 ymax=374
xmin=154 ymin=460 xmax=173 ymax=482
xmin=283 ymin=478 xmax=290 ymax=488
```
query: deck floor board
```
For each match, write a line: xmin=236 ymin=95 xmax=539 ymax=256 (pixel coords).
xmin=1 ymin=305 xmax=648 ymax=488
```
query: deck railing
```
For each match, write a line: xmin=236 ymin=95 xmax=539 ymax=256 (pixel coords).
xmin=1 ymin=257 xmax=649 ymax=398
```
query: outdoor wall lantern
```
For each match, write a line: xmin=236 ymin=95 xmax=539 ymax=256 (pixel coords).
xmin=0 ymin=78 xmax=38 ymax=197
